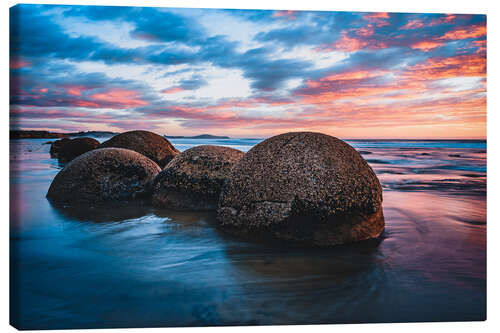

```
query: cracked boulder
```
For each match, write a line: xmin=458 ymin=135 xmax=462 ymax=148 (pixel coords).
xmin=99 ymin=130 xmax=179 ymax=168
xmin=47 ymin=148 xmax=161 ymax=205
xmin=217 ymin=132 xmax=384 ymax=247
xmin=152 ymin=145 xmax=244 ymax=211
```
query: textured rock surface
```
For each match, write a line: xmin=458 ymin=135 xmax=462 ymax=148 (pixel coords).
xmin=217 ymin=132 xmax=384 ymax=247
xmin=99 ymin=130 xmax=179 ymax=168
xmin=47 ymin=148 xmax=161 ymax=205
xmin=152 ymin=145 xmax=244 ymax=210
xmin=50 ymin=137 xmax=99 ymax=161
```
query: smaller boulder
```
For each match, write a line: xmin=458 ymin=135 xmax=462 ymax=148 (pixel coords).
xmin=49 ymin=138 xmax=71 ymax=157
xmin=47 ymin=148 xmax=161 ymax=205
xmin=50 ymin=137 xmax=100 ymax=162
xmin=152 ymin=145 xmax=244 ymax=211
xmin=99 ymin=130 xmax=179 ymax=168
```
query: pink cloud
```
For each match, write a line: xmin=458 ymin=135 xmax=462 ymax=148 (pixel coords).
xmin=89 ymin=89 xmax=148 ymax=108
xmin=272 ymin=10 xmax=297 ymax=20
xmin=162 ymin=87 xmax=184 ymax=94
xmin=10 ymin=58 xmax=31 ymax=69
xmin=363 ymin=12 xmax=390 ymax=27
xmin=65 ymin=86 xmax=89 ymax=96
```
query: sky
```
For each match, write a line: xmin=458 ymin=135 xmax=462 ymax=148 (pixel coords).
xmin=10 ymin=5 xmax=486 ymax=139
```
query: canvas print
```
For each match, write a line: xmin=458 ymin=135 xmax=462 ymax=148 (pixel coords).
xmin=9 ymin=4 xmax=486 ymax=330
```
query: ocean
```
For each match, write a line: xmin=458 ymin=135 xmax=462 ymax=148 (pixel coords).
xmin=10 ymin=137 xmax=486 ymax=329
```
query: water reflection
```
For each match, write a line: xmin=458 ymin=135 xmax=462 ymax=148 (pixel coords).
xmin=223 ymin=238 xmax=383 ymax=279
xmin=49 ymin=200 xmax=154 ymax=223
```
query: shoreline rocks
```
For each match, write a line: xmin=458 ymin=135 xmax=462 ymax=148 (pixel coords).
xmin=217 ymin=132 xmax=384 ymax=247
xmin=152 ymin=145 xmax=244 ymax=211
xmin=47 ymin=148 xmax=161 ymax=205
xmin=99 ymin=130 xmax=179 ymax=168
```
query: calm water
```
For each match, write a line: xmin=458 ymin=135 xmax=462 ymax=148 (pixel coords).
xmin=10 ymin=137 xmax=486 ymax=329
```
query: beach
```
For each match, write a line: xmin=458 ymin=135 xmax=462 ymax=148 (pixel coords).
xmin=10 ymin=137 xmax=486 ymax=329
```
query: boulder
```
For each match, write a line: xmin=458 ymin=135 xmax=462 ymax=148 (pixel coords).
xmin=152 ymin=145 xmax=244 ymax=210
xmin=99 ymin=130 xmax=179 ymax=168
xmin=49 ymin=138 xmax=71 ymax=157
xmin=46 ymin=148 xmax=161 ymax=205
xmin=50 ymin=137 xmax=99 ymax=161
xmin=217 ymin=132 xmax=384 ymax=247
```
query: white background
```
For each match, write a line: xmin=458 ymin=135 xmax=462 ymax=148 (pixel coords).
xmin=1 ymin=0 xmax=497 ymax=332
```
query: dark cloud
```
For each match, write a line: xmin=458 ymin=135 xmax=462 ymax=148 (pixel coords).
xmin=10 ymin=5 xmax=102 ymax=60
xmin=63 ymin=5 xmax=205 ymax=44
xmin=9 ymin=5 xmax=328 ymax=92
xmin=178 ymin=75 xmax=208 ymax=90
xmin=254 ymin=12 xmax=363 ymax=48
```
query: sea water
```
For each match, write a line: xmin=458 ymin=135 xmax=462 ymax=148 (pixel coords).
xmin=10 ymin=137 xmax=486 ymax=329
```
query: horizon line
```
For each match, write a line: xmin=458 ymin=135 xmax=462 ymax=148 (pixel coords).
xmin=10 ymin=128 xmax=486 ymax=141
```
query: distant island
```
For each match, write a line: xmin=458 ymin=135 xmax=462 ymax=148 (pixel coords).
xmin=70 ymin=131 xmax=117 ymax=138
xmin=10 ymin=130 xmax=117 ymax=139
xmin=165 ymin=134 xmax=230 ymax=139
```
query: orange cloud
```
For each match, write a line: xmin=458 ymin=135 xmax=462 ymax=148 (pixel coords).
xmin=410 ymin=41 xmax=444 ymax=51
xmin=323 ymin=32 xmax=386 ymax=52
xmin=401 ymin=19 xmax=425 ymax=30
xmin=473 ymin=39 xmax=487 ymax=53
xmin=322 ymin=70 xmax=389 ymax=82
xmin=405 ymin=54 xmax=486 ymax=80
xmin=440 ymin=24 xmax=486 ymax=40
xmin=428 ymin=14 xmax=457 ymax=27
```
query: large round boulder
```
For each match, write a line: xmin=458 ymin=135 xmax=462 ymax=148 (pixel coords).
xmin=217 ymin=132 xmax=384 ymax=247
xmin=99 ymin=130 xmax=179 ymax=168
xmin=50 ymin=137 xmax=99 ymax=161
xmin=152 ymin=145 xmax=244 ymax=211
xmin=47 ymin=148 xmax=161 ymax=205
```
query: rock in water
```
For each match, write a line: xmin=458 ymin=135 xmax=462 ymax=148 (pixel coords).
xmin=50 ymin=137 xmax=99 ymax=161
xmin=99 ymin=130 xmax=179 ymax=168
xmin=47 ymin=148 xmax=161 ymax=205
xmin=49 ymin=138 xmax=71 ymax=157
xmin=152 ymin=145 xmax=244 ymax=210
xmin=217 ymin=132 xmax=384 ymax=247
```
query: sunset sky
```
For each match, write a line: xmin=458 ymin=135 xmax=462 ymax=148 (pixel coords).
xmin=10 ymin=5 xmax=486 ymax=139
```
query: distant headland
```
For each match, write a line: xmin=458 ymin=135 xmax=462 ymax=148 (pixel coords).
xmin=10 ymin=130 xmax=230 ymax=140
xmin=10 ymin=130 xmax=117 ymax=139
